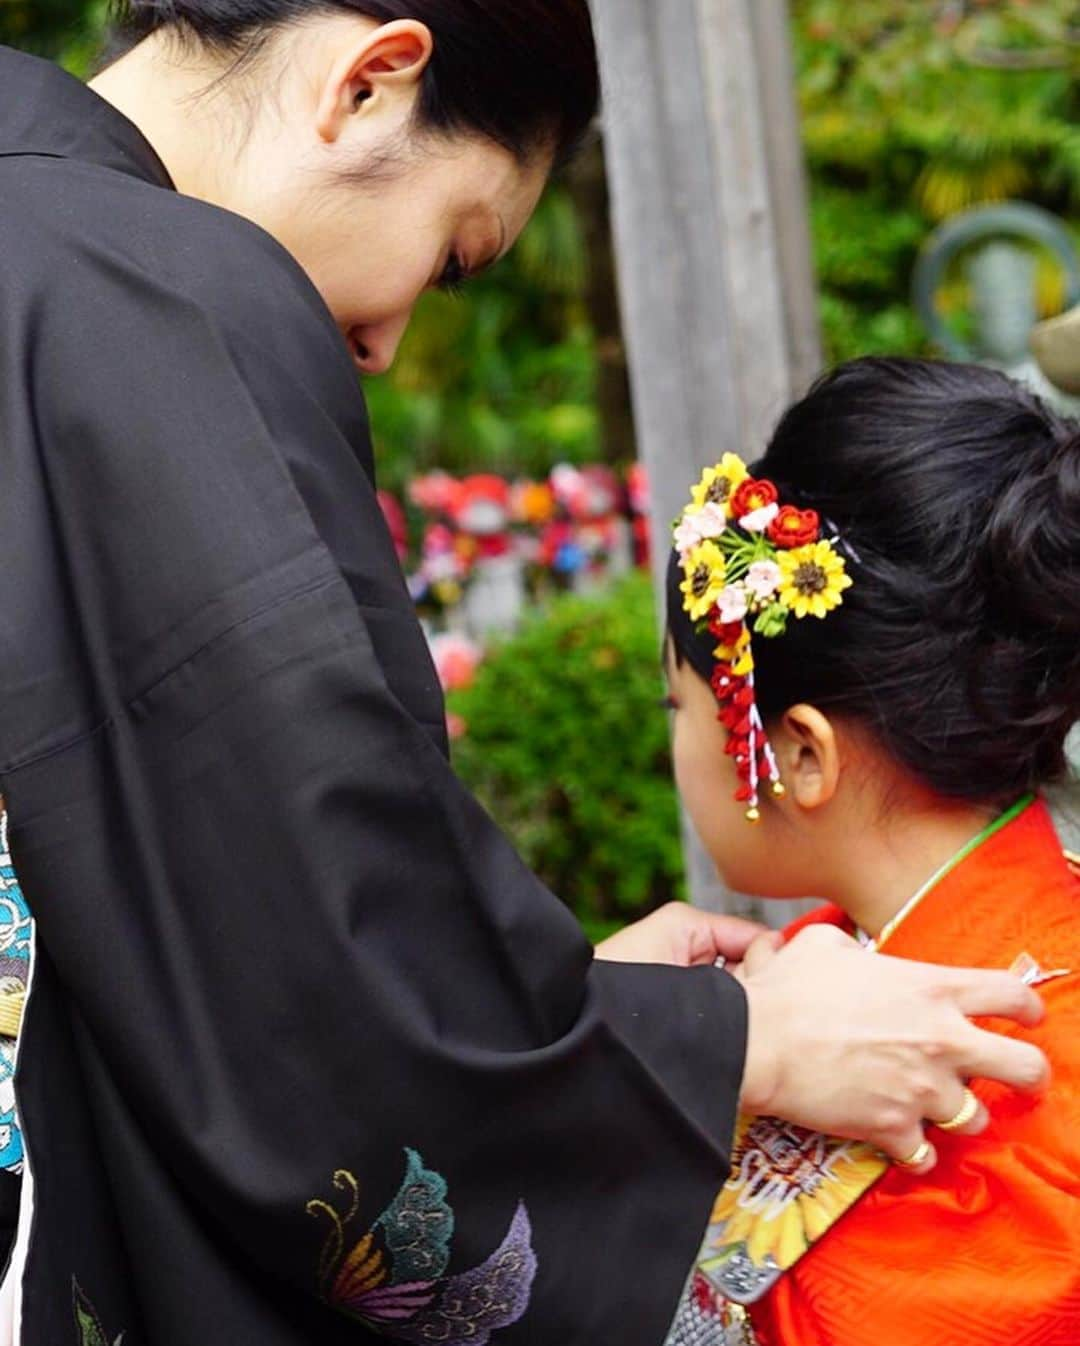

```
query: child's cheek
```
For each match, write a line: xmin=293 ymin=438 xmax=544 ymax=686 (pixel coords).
xmin=674 ymin=719 xmax=744 ymax=869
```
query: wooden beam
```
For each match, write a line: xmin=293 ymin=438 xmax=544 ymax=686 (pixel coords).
xmin=591 ymin=0 xmax=821 ymax=916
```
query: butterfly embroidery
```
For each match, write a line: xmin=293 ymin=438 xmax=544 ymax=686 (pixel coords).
xmin=307 ymin=1149 xmax=536 ymax=1344
xmin=72 ymin=1280 xmax=124 ymax=1346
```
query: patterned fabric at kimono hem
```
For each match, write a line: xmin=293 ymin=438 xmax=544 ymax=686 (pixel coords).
xmin=666 ymin=1271 xmax=754 ymax=1346
xmin=0 ymin=809 xmax=31 ymax=1174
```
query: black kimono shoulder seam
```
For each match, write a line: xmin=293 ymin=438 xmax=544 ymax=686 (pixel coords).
xmin=0 ymin=151 xmax=66 ymax=165
xmin=0 ymin=715 xmax=111 ymax=785
xmin=0 ymin=571 xmax=341 ymax=778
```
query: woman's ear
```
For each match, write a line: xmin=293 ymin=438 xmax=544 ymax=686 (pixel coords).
xmin=777 ymin=704 xmax=841 ymax=812
xmin=316 ymin=20 xmax=434 ymax=143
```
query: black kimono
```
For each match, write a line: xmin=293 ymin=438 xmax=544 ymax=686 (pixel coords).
xmin=0 ymin=47 xmax=746 ymax=1346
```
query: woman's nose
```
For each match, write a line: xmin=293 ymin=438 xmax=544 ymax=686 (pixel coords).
xmin=350 ymin=313 xmax=413 ymax=376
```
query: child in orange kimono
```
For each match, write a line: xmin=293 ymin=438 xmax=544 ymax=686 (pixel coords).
xmin=663 ymin=357 xmax=1080 ymax=1345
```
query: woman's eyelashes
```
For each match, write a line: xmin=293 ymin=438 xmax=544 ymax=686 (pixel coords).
xmin=436 ymin=252 xmax=471 ymax=297
xmin=659 ymin=694 xmax=680 ymax=713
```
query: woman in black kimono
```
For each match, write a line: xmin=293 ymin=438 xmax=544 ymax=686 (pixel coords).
xmin=0 ymin=5 xmax=1048 ymax=1344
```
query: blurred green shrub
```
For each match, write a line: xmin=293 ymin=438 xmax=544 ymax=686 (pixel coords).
xmin=0 ymin=0 xmax=109 ymax=76
xmin=447 ymin=572 xmax=685 ymax=941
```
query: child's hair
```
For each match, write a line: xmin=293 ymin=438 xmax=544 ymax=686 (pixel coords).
xmin=668 ymin=357 xmax=1080 ymax=806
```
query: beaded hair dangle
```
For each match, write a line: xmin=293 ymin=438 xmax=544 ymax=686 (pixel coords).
xmin=674 ymin=456 xmax=854 ymax=822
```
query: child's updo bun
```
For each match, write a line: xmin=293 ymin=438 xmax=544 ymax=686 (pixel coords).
xmin=983 ymin=425 xmax=1080 ymax=640
xmin=746 ymin=357 xmax=1080 ymax=806
xmin=974 ymin=425 xmax=1080 ymax=786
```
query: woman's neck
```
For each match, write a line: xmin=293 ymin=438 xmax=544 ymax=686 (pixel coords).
xmin=89 ymin=36 xmax=233 ymax=204
xmin=822 ymin=799 xmax=999 ymax=940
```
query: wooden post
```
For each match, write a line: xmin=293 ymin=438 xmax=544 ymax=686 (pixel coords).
xmin=590 ymin=0 xmax=821 ymax=916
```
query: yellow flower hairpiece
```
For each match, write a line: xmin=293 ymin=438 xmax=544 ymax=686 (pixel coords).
xmin=673 ymin=459 xmax=854 ymax=821
xmin=690 ymin=455 xmax=750 ymax=517
xmin=680 ymin=541 xmax=728 ymax=622
xmin=777 ymin=541 xmax=853 ymax=620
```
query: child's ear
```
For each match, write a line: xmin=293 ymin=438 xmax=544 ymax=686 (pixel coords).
xmin=777 ymin=705 xmax=840 ymax=811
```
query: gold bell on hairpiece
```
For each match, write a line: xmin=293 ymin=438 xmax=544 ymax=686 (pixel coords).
xmin=771 ymin=781 xmax=786 ymax=799
xmin=745 ymin=807 xmax=762 ymax=824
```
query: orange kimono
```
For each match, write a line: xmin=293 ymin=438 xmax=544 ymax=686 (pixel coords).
xmin=749 ymin=799 xmax=1080 ymax=1345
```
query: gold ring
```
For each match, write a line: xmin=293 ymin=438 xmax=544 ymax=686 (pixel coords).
xmin=935 ymin=1088 xmax=980 ymax=1133
xmin=895 ymin=1140 xmax=932 ymax=1170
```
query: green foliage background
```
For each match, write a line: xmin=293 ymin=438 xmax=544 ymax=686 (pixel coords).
xmin=797 ymin=0 xmax=1080 ymax=361
xmin=0 ymin=0 xmax=108 ymax=74
xmin=447 ymin=574 xmax=684 ymax=940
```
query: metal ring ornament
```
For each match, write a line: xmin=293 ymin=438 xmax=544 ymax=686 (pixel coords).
xmin=912 ymin=201 xmax=1080 ymax=361
xmin=895 ymin=1140 xmax=933 ymax=1171
xmin=935 ymin=1087 xmax=980 ymax=1134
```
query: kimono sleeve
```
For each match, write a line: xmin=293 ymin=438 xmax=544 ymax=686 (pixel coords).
xmin=0 ymin=219 xmax=746 ymax=1346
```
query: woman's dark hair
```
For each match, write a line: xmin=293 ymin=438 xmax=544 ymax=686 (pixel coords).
xmin=668 ymin=357 xmax=1080 ymax=806
xmin=112 ymin=1 xmax=598 ymax=165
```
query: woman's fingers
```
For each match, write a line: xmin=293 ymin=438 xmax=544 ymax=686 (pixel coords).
xmin=740 ymin=929 xmax=786 ymax=977
xmin=953 ymin=1018 xmax=1050 ymax=1093
xmin=739 ymin=928 xmax=1049 ymax=1147
xmin=593 ymin=903 xmax=770 ymax=968
xmin=935 ymin=964 xmax=1044 ymax=1027
xmin=928 ymin=1085 xmax=989 ymax=1138
xmin=883 ymin=1083 xmax=989 ymax=1169
xmin=687 ymin=911 xmax=772 ymax=966
xmin=876 ymin=1127 xmax=937 ymax=1175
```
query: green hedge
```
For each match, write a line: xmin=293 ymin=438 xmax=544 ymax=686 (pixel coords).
xmin=447 ymin=573 xmax=685 ymax=941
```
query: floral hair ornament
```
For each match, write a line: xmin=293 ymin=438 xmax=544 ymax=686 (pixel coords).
xmin=674 ymin=456 xmax=853 ymax=822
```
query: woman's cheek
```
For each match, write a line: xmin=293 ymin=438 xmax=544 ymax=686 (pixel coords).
xmin=307 ymin=228 xmax=433 ymax=331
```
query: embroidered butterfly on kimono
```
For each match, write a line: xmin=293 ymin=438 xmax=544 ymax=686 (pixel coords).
xmin=307 ymin=1149 xmax=536 ymax=1345
xmin=72 ymin=1280 xmax=124 ymax=1346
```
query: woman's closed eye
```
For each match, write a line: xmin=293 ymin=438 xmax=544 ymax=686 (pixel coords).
xmin=436 ymin=253 xmax=471 ymax=297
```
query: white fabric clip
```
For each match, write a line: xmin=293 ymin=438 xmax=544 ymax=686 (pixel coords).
xmin=1010 ymin=952 xmax=1073 ymax=988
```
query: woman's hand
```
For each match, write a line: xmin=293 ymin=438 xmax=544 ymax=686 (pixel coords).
xmin=595 ymin=901 xmax=772 ymax=969
xmin=738 ymin=925 xmax=1049 ymax=1172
